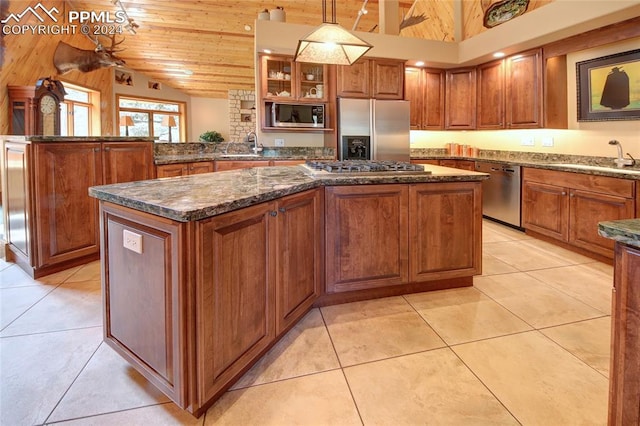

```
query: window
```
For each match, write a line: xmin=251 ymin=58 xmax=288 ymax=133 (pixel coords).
xmin=117 ymin=96 xmax=186 ymax=142
xmin=60 ymin=84 xmax=99 ymax=136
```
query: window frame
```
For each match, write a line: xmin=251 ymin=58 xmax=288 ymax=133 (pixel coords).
xmin=116 ymin=94 xmax=187 ymax=142
xmin=59 ymin=82 xmax=100 ymax=136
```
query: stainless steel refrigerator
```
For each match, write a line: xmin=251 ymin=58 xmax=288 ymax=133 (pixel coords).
xmin=338 ymin=98 xmax=411 ymax=162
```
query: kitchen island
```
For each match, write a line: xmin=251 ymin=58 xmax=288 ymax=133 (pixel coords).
xmin=89 ymin=163 xmax=487 ymax=417
xmin=598 ymin=219 xmax=640 ymax=425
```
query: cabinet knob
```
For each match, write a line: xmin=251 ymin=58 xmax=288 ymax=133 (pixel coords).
xmin=561 ymin=191 xmax=567 ymax=196
xmin=569 ymin=192 xmax=575 ymax=197
xmin=104 ymin=147 xmax=110 ymax=151
xmin=270 ymin=211 xmax=278 ymax=217
xmin=278 ymin=207 xmax=286 ymax=213
xmin=94 ymin=147 xmax=100 ymax=152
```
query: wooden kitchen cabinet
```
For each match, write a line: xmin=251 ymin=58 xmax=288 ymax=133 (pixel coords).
xmin=196 ymin=201 xmax=276 ymax=407
xmin=259 ymin=54 xmax=328 ymax=102
xmin=409 ymin=182 xmax=482 ymax=281
xmin=2 ymin=138 xmax=154 ymax=278
xmin=445 ymin=67 xmax=477 ymax=129
xmin=337 ymin=58 xmax=405 ymax=99
xmin=476 ymin=59 xmax=505 ymax=129
xmin=405 ymin=67 xmax=445 ymax=130
xmin=609 ymin=243 xmax=640 ymax=425
xmin=506 ymin=48 xmax=543 ymax=128
xmin=157 ymin=161 xmax=214 ymax=177
xmin=214 ymin=160 xmax=269 ymax=172
xmin=325 ymin=185 xmax=409 ymax=293
xmin=438 ymin=159 xmax=476 ymax=171
xmin=522 ymin=167 xmax=636 ymax=258
xmin=275 ymin=189 xmax=323 ymax=334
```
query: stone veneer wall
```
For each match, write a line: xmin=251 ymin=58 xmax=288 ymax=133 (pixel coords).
xmin=228 ymin=89 xmax=256 ymax=142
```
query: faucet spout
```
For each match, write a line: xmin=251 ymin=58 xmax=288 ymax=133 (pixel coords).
xmin=609 ymin=140 xmax=634 ymax=168
xmin=247 ymin=131 xmax=263 ymax=154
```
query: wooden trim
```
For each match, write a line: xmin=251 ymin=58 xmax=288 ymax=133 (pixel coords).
xmin=543 ymin=17 xmax=640 ymax=59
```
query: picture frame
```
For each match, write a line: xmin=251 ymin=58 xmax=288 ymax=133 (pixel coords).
xmin=576 ymin=48 xmax=640 ymax=121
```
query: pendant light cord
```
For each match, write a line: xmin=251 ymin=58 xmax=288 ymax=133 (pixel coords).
xmin=321 ymin=0 xmax=338 ymax=24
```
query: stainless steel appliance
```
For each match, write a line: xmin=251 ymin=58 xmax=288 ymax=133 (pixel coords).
xmin=475 ymin=161 xmax=522 ymax=228
xmin=270 ymin=103 xmax=325 ymax=128
xmin=338 ymin=98 xmax=410 ymax=162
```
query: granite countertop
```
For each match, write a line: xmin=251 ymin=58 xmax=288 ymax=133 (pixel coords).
xmin=598 ymin=219 xmax=640 ymax=249
xmin=89 ymin=164 xmax=488 ymax=222
xmin=154 ymin=153 xmax=334 ymax=165
xmin=411 ymin=149 xmax=640 ymax=180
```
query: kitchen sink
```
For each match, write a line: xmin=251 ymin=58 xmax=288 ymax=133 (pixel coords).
xmin=545 ymin=163 xmax=640 ymax=175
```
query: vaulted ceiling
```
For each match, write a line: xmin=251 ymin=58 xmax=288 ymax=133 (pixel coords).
xmin=62 ymin=0 xmax=555 ymax=99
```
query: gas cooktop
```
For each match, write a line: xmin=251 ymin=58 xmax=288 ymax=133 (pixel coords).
xmin=301 ymin=160 xmax=431 ymax=176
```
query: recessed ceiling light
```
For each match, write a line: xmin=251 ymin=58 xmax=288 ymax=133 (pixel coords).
xmin=263 ymin=49 xmax=272 ymax=54
xmin=415 ymin=61 xmax=425 ymax=67
xmin=493 ymin=52 xmax=505 ymax=58
xmin=244 ymin=24 xmax=252 ymax=31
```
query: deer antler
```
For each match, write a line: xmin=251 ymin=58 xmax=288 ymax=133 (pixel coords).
xmin=83 ymin=33 xmax=124 ymax=53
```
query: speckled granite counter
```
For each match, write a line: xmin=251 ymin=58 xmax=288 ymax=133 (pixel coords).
xmin=89 ymin=164 xmax=487 ymax=222
xmin=598 ymin=219 xmax=640 ymax=249
xmin=411 ymin=148 xmax=640 ymax=180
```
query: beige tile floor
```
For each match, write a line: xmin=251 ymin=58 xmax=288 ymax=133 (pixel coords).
xmin=0 ymin=220 xmax=613 ymax=425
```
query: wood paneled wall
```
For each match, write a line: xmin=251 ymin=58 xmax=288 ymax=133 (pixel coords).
xmin=1 ymin=0 xmax=114 ymax=135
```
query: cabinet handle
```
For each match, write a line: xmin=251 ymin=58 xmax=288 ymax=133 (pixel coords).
xmin=270 ymin=211 xmax=278 ymax=217
xmin=279 ymin=207 xmax=286 ymax=213
xmin=104 ymin=147 xmax=110 ymax=151
xmin=569 ymin=192 xmax=575 ymax=197
xmin=94 ymin=147 xmax=100 ymax=152
xmin=561 ymin=191 xmax=567 ymax=195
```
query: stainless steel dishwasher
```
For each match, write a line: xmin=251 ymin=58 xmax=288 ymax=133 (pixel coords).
xmin=475 ymin=161 xmax=522 ymax=228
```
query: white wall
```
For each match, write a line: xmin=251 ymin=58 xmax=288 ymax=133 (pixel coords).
xmin=190 ymin=97 xmax=230 ymax=142
xmin=410 ymin=37 xmax=640 ymax=158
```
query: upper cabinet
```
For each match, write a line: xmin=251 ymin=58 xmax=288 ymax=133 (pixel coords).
xmin=445 ymin=67 xmax=477 ymax=130
xmin=405 ymin=67 xmax=445 ymax=130
xmin=337 ymin=58 xmax=405 ymax=99
xmin=260 ymin=55 xmax=328 ymax=102
xmin=476 ymin=48 xmax=544 ymax=129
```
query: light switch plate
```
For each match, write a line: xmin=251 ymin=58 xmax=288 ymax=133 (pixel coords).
xmin=123 ymin=229 xmax=143 ymax=254
xmin=521 ymin=136 xmax=535 ymax=146
xmin=275 ymin=138 xmax=285 ymax=147
xmin=541 ymin=136 xmax=554 ymax=147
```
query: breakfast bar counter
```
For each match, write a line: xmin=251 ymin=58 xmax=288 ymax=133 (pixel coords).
xmin=89 ymin=162 xmax=487 ymax=417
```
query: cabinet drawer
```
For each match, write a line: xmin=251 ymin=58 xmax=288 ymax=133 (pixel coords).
xmin=523 ymin=167 xmax=635 ymax=198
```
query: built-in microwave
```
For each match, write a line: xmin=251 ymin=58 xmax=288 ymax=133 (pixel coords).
xmin=271 ymin=103 xmax=325 ymax=128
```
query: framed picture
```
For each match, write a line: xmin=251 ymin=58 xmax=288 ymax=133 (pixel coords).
xmin=576 ymin=48 xmax=640 ymax=121
xmin=115 ymin=70 xmax=133 ymax=86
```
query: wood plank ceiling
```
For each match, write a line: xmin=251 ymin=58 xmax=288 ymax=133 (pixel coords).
xmin=65 ymin=0 xmax=549 ymax=99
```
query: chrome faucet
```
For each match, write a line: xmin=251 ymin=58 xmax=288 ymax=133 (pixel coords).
xmin=247 ymin=131 xmax=263 ymax=154
xmin=609 ymin=140 xmax=635 ymax=168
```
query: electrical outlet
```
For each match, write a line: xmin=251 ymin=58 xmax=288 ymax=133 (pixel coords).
xmin=123 ymin=229 xmax=143 ymax=254
xmin=541 ymin=136 xmax=554 ymax=147
xmin=274 ymin=138 xmax=285 ymax=147
xmin=520 ymin=136 xmax=535 ymax=146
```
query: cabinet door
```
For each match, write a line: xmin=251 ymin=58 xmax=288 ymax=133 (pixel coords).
xmin=371 ymin=59 xmax=404 ymax=99
xmin=103 ymin=142 xmax=154 ymax=184
xmin=569 ymin=189 xmax=635 ymax=258
xmin=157 ymin=163 xmax=187 ymax=178
xmin=196 ymin=202 xmax=276 ymax=406
xmin=275 ymin=189 xmax=323 ymax=334
xmin=337 ymin=59 xmax=370 ymax=98
xmin=33 ymin=143 xmax=102 ymax=267
xmin=297 ymin=62 xmax=328 ymax=101
xmin=477 ymin=59 xmax=505 ymax=129
xmin=261 ymin=55 xmax=295 ymax=100
xmin=422 ymin=68 xmax=445 ymax=129
xmin=188 ymin=161 xmax=215 ymax=175
xmin=522 ymin=180 xmax=569 ymax=241
xmin=409 ymin=182 xmax=482 ymax=281
xmin=404 ymin=67 xmax=423 ymax=130
xmin=445 ymin=68 xmax=477 ymax=129
xmin=506 ymin=48 xmax=543 ymax=128
xmin=325 ymin=185 xmax=409 ymax=293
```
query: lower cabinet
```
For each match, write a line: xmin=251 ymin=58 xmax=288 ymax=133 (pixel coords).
xmin=156 ymin=161 xmax=214 ymax=177
xmin=325 ymin=185 xmax=409 ymax=293
xmin=522 ymin=168 xmax=635 ymax=258
xmin=409 ymin=182 xmax=482 ymax=281
xmin=214 ymin=160 xmax=270 ymax=172
xmin=325 ymin=182 xmax=482 ymax=293
xmin=609 ymin=243 xmax=640 ymax=425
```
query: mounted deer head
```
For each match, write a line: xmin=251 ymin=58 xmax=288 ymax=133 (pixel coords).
xmin=53 ymin=34 xmax=126 ymax=74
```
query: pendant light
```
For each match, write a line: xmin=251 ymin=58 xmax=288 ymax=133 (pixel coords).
xmin=294 ymin=0 xmax=372 ymax=65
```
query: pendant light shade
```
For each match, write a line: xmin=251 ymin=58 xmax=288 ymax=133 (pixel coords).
xmin=294 ymin=1 xmax=372 ymax=65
